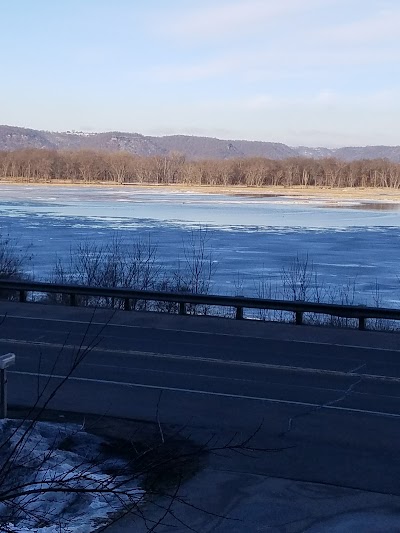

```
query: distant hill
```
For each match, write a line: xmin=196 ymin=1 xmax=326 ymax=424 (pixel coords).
xmin=148 ymin=134 xmax=297 ymax=160
xmin=296 ymin=145 xmax=400 ymax=162
xmin=1 ymin=125 xmax=400 ymax=162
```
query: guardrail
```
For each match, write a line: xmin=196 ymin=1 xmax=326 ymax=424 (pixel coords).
xmin=1 ymin=279 xmax=400 ymax=331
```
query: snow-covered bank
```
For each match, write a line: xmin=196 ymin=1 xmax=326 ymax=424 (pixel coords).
xmin=0 ymin=420 xmax=143 ymax=532
xmin=2 ymin=180 xmax=400 ymax=203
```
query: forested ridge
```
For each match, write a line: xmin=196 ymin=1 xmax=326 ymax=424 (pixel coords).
xmin=1 ymin=149 xmax=400 ymax=188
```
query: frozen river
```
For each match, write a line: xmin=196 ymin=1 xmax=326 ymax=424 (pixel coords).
xmin=1 ymin=185 xmax=400 ymax=306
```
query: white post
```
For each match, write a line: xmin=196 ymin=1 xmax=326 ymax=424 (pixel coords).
xmin=1 ymin=369 xmax=7 ymax=419
xmin=0 ymin=354 xmax=15 ymax=419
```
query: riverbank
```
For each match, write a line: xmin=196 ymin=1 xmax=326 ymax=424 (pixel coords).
xmin=1 ymin=179 xmax=400 ymax=202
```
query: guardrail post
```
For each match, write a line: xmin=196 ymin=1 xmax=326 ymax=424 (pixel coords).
xmin=179 ymin=302 xmax=186 ymax=315
xmin=295 ymin=311 xmax=303 ymax=325
xmin=69 ymin=293 xmax=76 ymax=307
xmin=359 ymin=317 xmax=366 ymax=331
xmin=124 ymin=297 xmax=130 ymax=311
xmin=236 ymin=306 xmax=244 ymax=320
xmin=19 ymin=290 xmax=26 ymax=303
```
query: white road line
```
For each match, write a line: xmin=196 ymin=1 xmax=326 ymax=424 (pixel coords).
xmin=1 ymin=312 xmax=399 ymax=352
xmin=3 ymin=337 xmax=400 ymax=384
xmin=10 ymin=370 xmax=400 ymax=419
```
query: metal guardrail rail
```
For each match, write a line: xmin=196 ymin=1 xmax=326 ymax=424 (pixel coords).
xmin=1 ymin=279 xmax=400 ymax=331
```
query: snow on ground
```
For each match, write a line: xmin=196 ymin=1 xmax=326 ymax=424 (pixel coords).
xmin=0 ymin=420 xmax=143 ymax=532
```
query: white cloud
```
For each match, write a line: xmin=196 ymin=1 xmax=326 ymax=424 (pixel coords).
xmin=144 ymin=42 xmax=400 ymax=84
xmin=144 ymin=56 xmax=239 ymax=82
xmin=143 ymin=1 xmax=400 ymax=87
xmin=238 ymin=90 xmax=400 ymax=110
xmin=155 ymin=0 xmax=338 ymax=40
xmin=321 ymin=6 xmax=400 ymax=44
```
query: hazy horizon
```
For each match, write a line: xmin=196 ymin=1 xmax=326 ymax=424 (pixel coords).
xmin=2 ymin=1 xmax=399 ymax=148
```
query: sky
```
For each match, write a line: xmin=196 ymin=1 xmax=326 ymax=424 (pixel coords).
xmin=1 ymin=0 xmax=399 ymax=147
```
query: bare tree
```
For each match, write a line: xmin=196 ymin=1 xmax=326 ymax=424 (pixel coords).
xmin=0 ymin=233 xmax=32 ymax=290
xmin=2 ymin=147 xmax=400 ymax=189
xmin=108 ymin=152 xmax=132 ymax=185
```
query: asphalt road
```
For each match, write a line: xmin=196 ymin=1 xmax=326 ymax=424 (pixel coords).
xmin=1 ymin=301 xmax=400 ymax=494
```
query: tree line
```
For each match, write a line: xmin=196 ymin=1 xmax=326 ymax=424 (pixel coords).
xmin=1 ymin=148 xmax=400 ymax=188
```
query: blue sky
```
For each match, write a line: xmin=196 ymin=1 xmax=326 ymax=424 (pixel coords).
xmin=1 ymin=0 xmax=399 ymax=147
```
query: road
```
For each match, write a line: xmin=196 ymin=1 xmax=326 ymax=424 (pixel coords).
xmin=1 ymin=300 xmax=400 ymax=494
